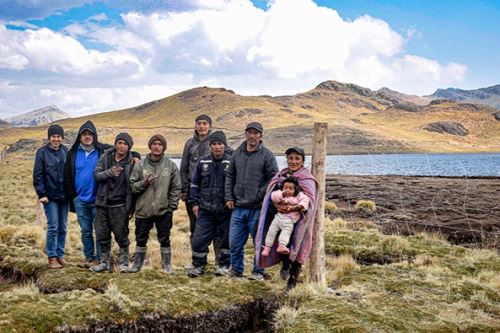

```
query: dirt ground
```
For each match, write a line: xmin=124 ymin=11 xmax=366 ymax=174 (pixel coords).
xmin=326 ymin=175 xmax=500 ymax=248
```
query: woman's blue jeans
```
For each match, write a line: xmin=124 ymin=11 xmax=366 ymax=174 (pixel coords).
xmin=43 ymin=200 xmax=69 ymax=258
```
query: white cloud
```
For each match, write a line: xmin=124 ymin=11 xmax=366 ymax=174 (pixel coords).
xmin=0 ymin=0 xmax=469 ymax=117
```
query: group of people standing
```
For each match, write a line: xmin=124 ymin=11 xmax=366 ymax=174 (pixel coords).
xmin=33 ymin=114 xmax=318 ymax=290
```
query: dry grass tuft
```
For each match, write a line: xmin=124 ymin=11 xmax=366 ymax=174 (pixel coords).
xmin=354 ymin=199 xmax=376 ymax=212
xmin=324 ymin=201 xmax=337 ymax=214
xmin=273 ymin=305 xmax=299 ymax=332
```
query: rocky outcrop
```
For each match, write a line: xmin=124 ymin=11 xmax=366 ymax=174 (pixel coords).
xmin=494 ymin=111 xmax=500 ymax=120
xmin=424 ymin=121 xmax=469 ymax=136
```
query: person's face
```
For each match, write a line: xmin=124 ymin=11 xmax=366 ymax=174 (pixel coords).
xmin=150 ymin=140 xmax=165 ymax=156
xmin=115 ymin=139 xmax=129 ymax=156
xmin=282 ymin=182 xmax=296 ymax=197
xmin=210 ymin=141 xmax=225 ymax=158
xmin=49 ymin=134 xmax=62 ymax=149
xmin=195 ymin=120 xmax=210 ymax=136
xmin=80 ymin=130 xmax=94 ymax=146
xmin=245 ymin=129 xmax=262 ymax=147
xmin=287 ymin=152 xmax=304 ymax=172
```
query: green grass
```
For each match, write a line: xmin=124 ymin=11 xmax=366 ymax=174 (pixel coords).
xmin=0 ymin=158 xmax=499 ymax=332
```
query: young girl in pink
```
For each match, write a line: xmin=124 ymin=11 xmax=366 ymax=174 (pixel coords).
xmin=261 ymin=176 xmax=310 ymax=256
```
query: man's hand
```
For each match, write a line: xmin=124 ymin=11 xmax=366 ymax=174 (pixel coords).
xmin=274 ymin=202 xmax=287 ymax=214
xmin=226 ymin=200 xmax=235 ymax=210
xmin=193 ymin=205 xmax=199 ymax=218
xmin=39 ymin=197 xmax=49 ymax=204
xmin=111 ymin=166 xmax=124 ymax=176
xmin=181 ymin=192 xmax=187 ymax=202
xmin=144 ymin=173 xmax=158 ymax=186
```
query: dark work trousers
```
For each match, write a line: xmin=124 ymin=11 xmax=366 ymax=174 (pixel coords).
xmin=191 ymin=209 xmax=231 ymax=269
xmin=185 ymin=200 xmax=197 ymax=239
xmin=135 ymin=212 xmax=173 ymax=248
xmin=95 ymin=205 xmax=130 ymax=255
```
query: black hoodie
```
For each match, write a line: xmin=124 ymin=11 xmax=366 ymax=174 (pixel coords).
xmin=64 ymin=120 xmax=112 ymax=212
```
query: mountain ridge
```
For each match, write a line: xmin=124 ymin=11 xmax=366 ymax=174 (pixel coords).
xmin=4 ymin=105 xmax=71 ymax=127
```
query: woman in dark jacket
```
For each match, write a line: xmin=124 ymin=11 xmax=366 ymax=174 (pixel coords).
xmin=33 ymin=124 xmax=69 ymax=269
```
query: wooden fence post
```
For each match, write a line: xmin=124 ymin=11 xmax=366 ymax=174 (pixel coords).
xmin=0 ymin=146 xmax=6 ymax=163
xmin=309 ymin=122 xmax=327 ymax=287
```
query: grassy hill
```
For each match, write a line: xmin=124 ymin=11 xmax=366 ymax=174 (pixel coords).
xmin=1 ymin=81 xmax=499 ymax=155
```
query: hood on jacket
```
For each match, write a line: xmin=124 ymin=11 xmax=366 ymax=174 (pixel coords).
xmin=71 ymin=120 xmax=98 ymax=151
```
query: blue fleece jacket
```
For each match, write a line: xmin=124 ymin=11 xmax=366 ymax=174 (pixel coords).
xmin=75 ymin=145 xmax=98 ymax=203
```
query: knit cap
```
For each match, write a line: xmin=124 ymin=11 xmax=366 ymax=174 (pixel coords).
xmin=48 ymin=124 xmax=64 ymax=139
xmin=195 ymin=114 xmax=212 ymax=126
xmin=115 ymin=132 xmax=133 ymax=149
xmin=148 ymin=134 xmax=167 ymax=152
xmin=209 ymin=131 xmax=227 ymax=145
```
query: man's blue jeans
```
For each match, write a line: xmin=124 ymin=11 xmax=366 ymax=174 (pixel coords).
xmin=43 ymin=200 xmax=69 ymax=258
xmin=229 ymin=207 xmax=264 ymax=275
xmin=74 ymin=197 xmax=100 ymax=261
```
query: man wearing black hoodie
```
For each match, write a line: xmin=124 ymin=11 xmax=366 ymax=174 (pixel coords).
xmin=64 ymin=121 xmax=139 ymax=267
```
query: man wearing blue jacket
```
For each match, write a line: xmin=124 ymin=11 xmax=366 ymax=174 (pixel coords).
xmin=187 ymin=131 xmax=232 ymax=277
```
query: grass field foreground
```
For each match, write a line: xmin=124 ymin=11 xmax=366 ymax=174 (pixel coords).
xmin=0 ymin=159 xmax=499 ymax=332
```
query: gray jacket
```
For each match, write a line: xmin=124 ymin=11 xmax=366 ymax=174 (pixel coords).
xmin=224 ymin=141 xmax=278 ymax=209
xmin=179 ymin=130 xmax=212 ymax=194
xmin=130 ymin=154 xmax=182 ymax=219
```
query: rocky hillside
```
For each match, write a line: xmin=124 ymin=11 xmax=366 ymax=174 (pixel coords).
xmin=1 ymin=81 xmax=499 ymax=154
xmin=0 ymin=119 xmax=10 ymax=128
xmin=427 ymin=84 xmax=500 ymax=109
xmin=377 ymin=87 xmax=430 ymax=106
xmin=3 ymin=105 xmax=71 ymax=127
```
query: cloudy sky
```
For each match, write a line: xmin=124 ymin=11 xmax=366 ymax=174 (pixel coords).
xmin=0 ymin=0 xmax=498 ymax=118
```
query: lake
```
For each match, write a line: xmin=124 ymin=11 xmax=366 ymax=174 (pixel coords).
xmin=171 ymin=153 xmax=500 ymax=177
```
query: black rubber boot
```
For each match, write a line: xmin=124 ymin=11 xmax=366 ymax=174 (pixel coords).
xmin=129 ymin=246 xmax=147 ymax=273
xmin=286 ymin=261 xmax=302 ymax=291
xmin=119 ymin=247 xmax=130 ymax=273
xmin=280 ymin=254 xmax=291 ymax=280
xmin=91 ymin=250 xmax=111 ymax=273
xmin=160 ymin=247 xmax=172 ymax=274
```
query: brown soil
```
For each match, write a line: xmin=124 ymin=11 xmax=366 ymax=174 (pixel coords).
xmin=326 ymin=175 xmax=500 ymax=247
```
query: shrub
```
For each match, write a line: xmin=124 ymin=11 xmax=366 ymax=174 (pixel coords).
xmin=324 ymin=201 xmax=337 ymax=214
xmin=354 ymin=199 xmax=376 ymax=212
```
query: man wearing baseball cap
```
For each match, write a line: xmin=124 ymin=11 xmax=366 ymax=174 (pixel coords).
xmin=225 ymin=122 xmax=278 ymax=280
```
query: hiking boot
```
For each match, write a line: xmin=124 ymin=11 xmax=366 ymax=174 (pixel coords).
xmin=277 ymin=244 xmax=290 ymax=254
xmin=160 ymin=247 xmax=172 ymax=274
xmin=187 ymin=266 xmax=205 ymax=278
xmin=229 ymin=269 xmax=243 ymax=278
xmin=261 ymin=246 xmax=271 ymax=257
xmin=118 ymin=247 xmax=130 ymax=273
xmin=130 ymin=246 xmax=147 ymax=273
xmin=248 ymin=272 xmax=265 ymax=281
xmin=214 ymin=266 xmax=230 ymax=277
xmin=56 ymin=257 xmax=69 ymax=267
xmin=184 ymin=263 xmax=195 ymax=270
xmin=48 ymin=257 xmax=63 ymax=269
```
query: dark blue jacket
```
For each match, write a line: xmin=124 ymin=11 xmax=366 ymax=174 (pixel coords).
xmin=189 ymin=152 xmax=231 ymax=214
xmin=33 ymin=143 xmax=68 ymax=201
